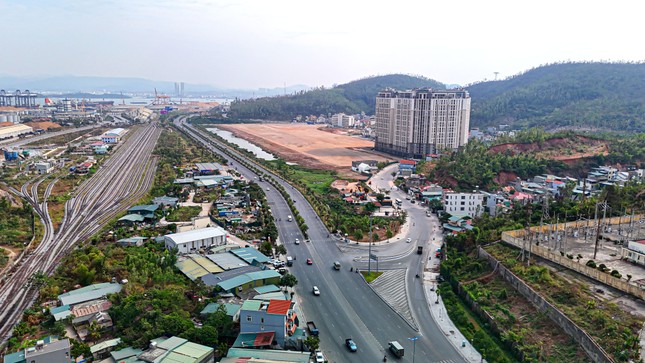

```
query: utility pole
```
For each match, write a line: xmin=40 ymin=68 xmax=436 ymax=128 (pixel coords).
xmin=594 ymin=201 xmax=607 ymax=259
xmin=368 ymin=215 xmax=373 ymax=275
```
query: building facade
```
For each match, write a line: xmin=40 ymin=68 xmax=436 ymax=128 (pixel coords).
xmin=375 ymin=89 xmax=471 ymax=158
xmin=443 ymin=192 xmax=484 ymax=218
xmin=331 ymin=113 xmax=355 ymax=128
xmin=165 ymin=227 xmax=228 ymax=254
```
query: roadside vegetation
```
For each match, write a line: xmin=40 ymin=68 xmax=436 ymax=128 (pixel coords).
xmin=0 ymin=197 xmax=33 ymax=249
xmin=440 ymin=184 xmax=645 ymax=363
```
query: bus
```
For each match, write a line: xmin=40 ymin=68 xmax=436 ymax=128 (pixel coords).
xmin=395 ymin=198 xmax=403 ymax=206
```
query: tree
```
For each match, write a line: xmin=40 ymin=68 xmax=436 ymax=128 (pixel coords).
xmin=279 ymin=273 xmax=298 ymax=289
xmin=275 ymin=245 xmax=287 ymax=256
xmin=259 ymin=241 xmax=273 ymax=256
xmin=304 ymin=335 xmax=320 ymax=352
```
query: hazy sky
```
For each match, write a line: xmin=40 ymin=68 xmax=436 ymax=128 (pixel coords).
xmin=1 ymin=0 xmax=643 ymax=89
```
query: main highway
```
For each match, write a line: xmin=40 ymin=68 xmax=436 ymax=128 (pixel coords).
xmin=0 ymin=122 xmax=161 ymax=343
xmin=175 ymin=116 xmax=465 ymax=363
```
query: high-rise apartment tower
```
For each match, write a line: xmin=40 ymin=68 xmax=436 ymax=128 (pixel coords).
xmin=375 ymin=88 xmax=471 ymax=158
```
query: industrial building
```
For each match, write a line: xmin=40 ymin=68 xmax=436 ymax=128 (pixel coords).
xmin=2 ymin=337 xmax=71 ymax=363
xmin=164 ymin=227 xmax=228 ymax=254
xmin=101 ymin=128 xmax=126 ymax=143
xmin=375 ymin=88 xmax=471 ymax=158
xmin=0 ymin=89 xmax=37 ymax=108
xmin=58 ymin=282 xmax=123 ymax=307
xmin=34 ymin=161 xmax=54 ymax=174
xmin=0 ymin=124 xmax=33 ymax=140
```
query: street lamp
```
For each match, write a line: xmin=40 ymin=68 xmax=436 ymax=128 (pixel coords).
xmin=408 ymin=336 xmax=419 ymax=363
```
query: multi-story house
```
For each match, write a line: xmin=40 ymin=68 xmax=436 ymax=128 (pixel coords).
xmin=443 ymin=192 xmax=484 ymax=218
xmin=239 ymin=299 xmax=298 ymax=347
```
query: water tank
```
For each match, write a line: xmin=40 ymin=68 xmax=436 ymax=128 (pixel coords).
xmin=4 ymin=150 xmax=18 ymax=161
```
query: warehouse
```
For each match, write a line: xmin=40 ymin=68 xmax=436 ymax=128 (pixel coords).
xmin=0 ymin=124 xmax=33 ymax=140
xmin=165 ymin=227 xmax=227 ymax=254
xmin=101 ymin=128 xmax=126 ymax=143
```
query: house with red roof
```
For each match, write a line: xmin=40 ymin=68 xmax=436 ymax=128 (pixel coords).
xmin=238 ymin=299 xmax=298 ymax=347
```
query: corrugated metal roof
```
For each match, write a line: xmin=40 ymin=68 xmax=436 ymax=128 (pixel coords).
xmin=230 ymin=247 xmax=270 ymax=264
xmin=254 ymin=284 xmax=280 ymax=294
xmin=254 ymin=291 xmax=289 ymax=301
xmin=225 ymin=348 xmax=310 ymax=363
xmin=119 ymin=214 xmax=145 ymax=222
xmin=90 ymin=338 xmax=121 ymax=354
xmin=165 ymin=227 xmax=227 ymax=245
xmin=175 ymin=258 xmax=209 ymax=281
xmin=217 ymin=270 xmax=281 ymax=291
xmin=172 ymin=341 xmax=213 ymax=359
xmin=128 ymin=204 xmax=159 ymax=213
xmin=205 ymin=252 xmax=249 ymax=271
xmin=58 ymin=282 xmax=122 ymax=306
xmin=188 ymin=254 xmax=224 ymax=273
xmin=240 ymin=300 xmax=263 ymax=311
xmin=111 ymin=347 xmax=143 ymax=361
xmin=266 ymin=299 xmax=291 ymax=315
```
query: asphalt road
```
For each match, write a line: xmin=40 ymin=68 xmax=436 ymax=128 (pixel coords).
xmin=176 ymin=117 xmax=465 ymax=363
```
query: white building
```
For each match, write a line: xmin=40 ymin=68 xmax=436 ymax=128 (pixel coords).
xmin=331 ymin=113 xmax=355 ymax=128
xmin=0 ymin=124 xmax=33 ymax=140
xmin=443 ymin=192 xmax=484 ymax=218
xmin=101 ymin=128 xmax=126 ymax=143
xmin=375 ymin=88 xmax=471 ymax=158
xmin=165 ymin=227 xmax=227 ymax=254
xmin=622 ymin=240 xmax=645 ymax=266
xmin=35 ymin=161 xmax=54 ymax=174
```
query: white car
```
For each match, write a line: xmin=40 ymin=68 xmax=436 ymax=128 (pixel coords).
xmin=315 ymin=350 xmax=325 ymax=363
xmin=406 ymin=238 xmax=412 ymax=243
xmin=295 ymin=238 xmax=300 ymax=245
xmin=313 ymin=286 xmax=320 ymax=296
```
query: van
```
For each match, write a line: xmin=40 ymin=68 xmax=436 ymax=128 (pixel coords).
xmin=388 ymin=341 xmax=405 ymax=358
xmin=286 ymin=256 xmax=293 ymax=266
xmin=333 ymin=261 xmax=341 ymax=270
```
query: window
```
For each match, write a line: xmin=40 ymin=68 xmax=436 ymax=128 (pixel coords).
xmin=261 ymin=318 xmax=264 ymax=323
xmin=247 ymin=315 xmax=252 ymax=322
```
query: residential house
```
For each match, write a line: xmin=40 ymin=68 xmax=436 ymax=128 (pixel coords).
xmin=443 ymin=192 xmax=484 ymax=218
xmin=239 ymin=299 xmax=298 ymax=347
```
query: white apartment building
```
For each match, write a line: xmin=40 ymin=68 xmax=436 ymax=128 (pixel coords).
xmin=331 ymin=113 xmax=355 ymax=128
xmin=375 ymin=88 xmax=471 ymax=158
xmin=443 ymin=192 xmax=484 ymax=218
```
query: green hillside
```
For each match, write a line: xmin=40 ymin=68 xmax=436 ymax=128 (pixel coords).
xmin=468 ymin=62 xmax=645 ymax=132
xmin=228 ymin=74 xmax=445 ymax=120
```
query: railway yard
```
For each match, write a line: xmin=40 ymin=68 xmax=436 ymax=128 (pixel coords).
xmin=0 ymin=123 xmax=161 ymax=343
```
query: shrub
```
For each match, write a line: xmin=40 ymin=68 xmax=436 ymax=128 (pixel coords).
xmin=586 ymin=260 xmax=597 ymax=268
xmin=610 ymin=270 xmax=622 ymax=278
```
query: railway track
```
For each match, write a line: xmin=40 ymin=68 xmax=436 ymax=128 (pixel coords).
xmin=0 ymin=123 xmax=161 ymax=343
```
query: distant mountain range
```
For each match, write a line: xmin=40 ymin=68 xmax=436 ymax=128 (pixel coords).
xmin=0 ymin=75 xmax=309 ymax=99
xmin=228 ymin=74 xmax=446 ymax=120
xmin=228 ymin=63 xmax=645 ymax=132
xmin=468 ymin=62 xmax=645 ymax=132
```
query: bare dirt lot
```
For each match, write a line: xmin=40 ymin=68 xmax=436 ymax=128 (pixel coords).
xmin=216 ymin=124 xmax=393 ymax=177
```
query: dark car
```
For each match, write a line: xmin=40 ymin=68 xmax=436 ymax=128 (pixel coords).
xmin=345 ymin=338 xmax=357 ymax=352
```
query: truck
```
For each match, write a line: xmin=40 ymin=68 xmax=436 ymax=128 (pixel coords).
xmin=306 ymin=321 xmax=319 ymax=336
xmin=388 ymin=341 xmax=405 ymax=357
xmin=417 ymin=246 xmax=423 ymax=254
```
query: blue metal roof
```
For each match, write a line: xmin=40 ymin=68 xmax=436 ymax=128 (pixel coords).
xmin=217 ymin=270 xmax=281 ymax=291
xmin=58 ymin=282 xmax=122 ymax=306
xmin=230 ymin=247 xmax=270 ymax=264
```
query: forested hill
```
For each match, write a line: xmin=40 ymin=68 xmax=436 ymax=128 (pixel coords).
xmin=227 ymin=74 xmax=445 ymax=120
xmin=468 ymin=62 xmax=645 ymax=132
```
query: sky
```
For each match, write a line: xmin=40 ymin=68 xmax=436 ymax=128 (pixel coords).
xmin=0 ymin=0 xmax=644 ymax=89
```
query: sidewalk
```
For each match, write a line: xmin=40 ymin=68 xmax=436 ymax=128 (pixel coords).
xmin=424 ymin=236 xmax=484 ymax=363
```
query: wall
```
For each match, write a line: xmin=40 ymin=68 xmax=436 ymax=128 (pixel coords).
xmin=501 ymin=214 xmax=645 ymax=300
xmin=478 ymin=247 xmax=614 ymax=363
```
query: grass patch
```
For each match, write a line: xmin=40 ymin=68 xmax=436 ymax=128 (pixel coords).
xmin=165 ymin=206 xmax=202 ymax=222
xmin=362 ymin=271 xmax=383 ymax=283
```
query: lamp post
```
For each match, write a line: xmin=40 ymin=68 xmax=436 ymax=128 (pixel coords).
xmin=408 ymin=336 xmax=418 ymax=363
xmin=368 ymin=215 xmax=373 ymax=275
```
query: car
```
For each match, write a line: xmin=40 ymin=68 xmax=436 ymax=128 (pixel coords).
xmin=277 ymin=268 xmax=287 ymax=275
xmin=345 ymin=338 xmax=357 ymax=352
xmin=406 ymin=238 xmax=412 ymax=243
xmin=312 ymin=286 xmax=320 ymax=296
xmin=306 ymin=258 xmax=313 ymax=265
xmin=315 ymin=350 xmax=325 ymax=363
xmin=266 ymin=187 xmax=270 ymax=191
xmin=410 ymin=200 xmax=416 ymax=204
xmin=295 ymin=238 xmax=300 ymax=245
xmin=405 ymin=196 xmax=411 ymax=200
